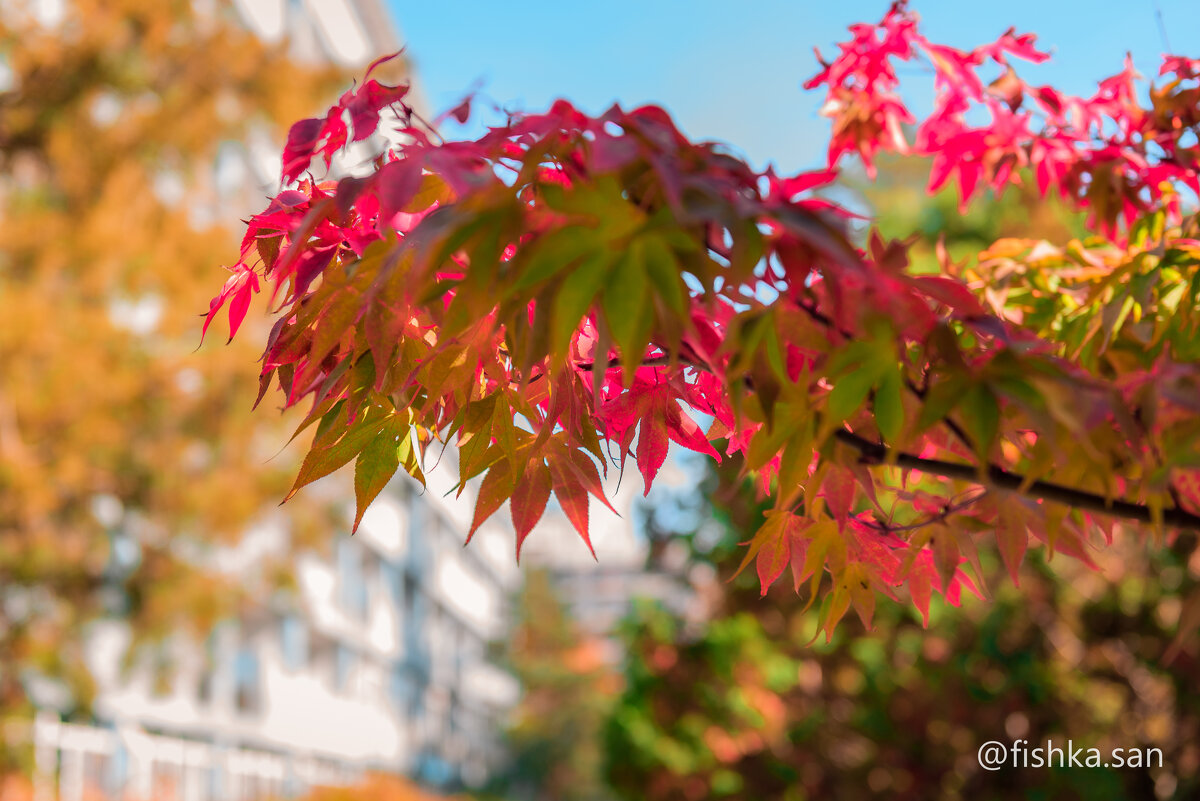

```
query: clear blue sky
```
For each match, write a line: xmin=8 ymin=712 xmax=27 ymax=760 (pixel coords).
xmin=385 ymin=1 xmax=1200 ymax=173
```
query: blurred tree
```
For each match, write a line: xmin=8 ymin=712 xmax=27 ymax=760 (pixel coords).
xmin=486 ymin=567 xmax=620 ymax=801
xmin=0 ymin=0 xmax=346 ymax=773
xmin=607 ymin=536 xmax=1200 ymax=800
xmin=849 ymin=152 xmax=1089 ymax=272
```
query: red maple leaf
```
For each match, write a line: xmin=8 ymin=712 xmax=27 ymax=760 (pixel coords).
xmin=599 ymin=376 xmax=719 ymax=495
xmin=202 ymin=262 xmax=260 ymax=343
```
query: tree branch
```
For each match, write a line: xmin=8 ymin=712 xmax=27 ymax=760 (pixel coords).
xmin=789 ymin=295 xmax=1200 ymax=531
xmin=862 ymin=488 xmax=989 ymax=535
xmin=834 ymin=429 xmax=1200 ymax=531
xmin=562 ymin=332 xmax=1200 ymax=532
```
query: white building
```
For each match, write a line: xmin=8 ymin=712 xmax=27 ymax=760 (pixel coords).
xmin=225 ymin=0 xmax=399 ymax=68
xmin=34 ymin=475 xmax=520 ymax=801
xmin=27 ymin=3 xmax=519 ymax=800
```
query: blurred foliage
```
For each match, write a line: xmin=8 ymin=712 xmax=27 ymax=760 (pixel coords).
xmin=480 ymin=568 xmax=620 ymax=801
xmin=606 ymin=447 xmax=1200 ymax=800
xmin=607 ymin=537 xmax=1200 ymax=799
xmin=602 ymin=164 xmax=1200 ymax=800
xmin=0 ymin=0 xmax=347 ymax=772
xmin=287 ymin=772 xmax=469 ymax=801
xmin=846 ymin=153 xmax=1089 ymax=272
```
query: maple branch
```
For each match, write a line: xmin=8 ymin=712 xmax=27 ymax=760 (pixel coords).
xmin=862 ymin=489 xmax=989 ymax=535
xmin=834 ymin=429 xmax=1200 ymax=531
xmin=792 ymin=296 xmax=1200 ymax=532
xmin=578 ymin=340 xmax=1199 ymax=533
xmin=793 ymin=297 xmax=978 ymax=452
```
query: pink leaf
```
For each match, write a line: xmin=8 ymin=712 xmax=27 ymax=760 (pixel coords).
xmin=821 ymin=466 xmax=856 ymax=529
xmin=755 ymin=516 xmax=793 ymax=595
xmin=281 ymin=118 xmax=324 ymax=183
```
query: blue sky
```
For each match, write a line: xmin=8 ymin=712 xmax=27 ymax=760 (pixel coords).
xmin=384 ymin=1 xmax=1200 ymax=174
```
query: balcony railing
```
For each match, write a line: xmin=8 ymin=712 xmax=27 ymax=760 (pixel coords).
xmin=30 ymin=714 xmax=363 ymax=801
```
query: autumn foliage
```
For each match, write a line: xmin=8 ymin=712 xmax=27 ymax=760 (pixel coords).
xmin=0 ymin=0 xmax=344 ymax=770
xmin=209 ymin=2 xmax=1200 ymax=637
xmin=287 ymin=773 xmax=465 ymax=801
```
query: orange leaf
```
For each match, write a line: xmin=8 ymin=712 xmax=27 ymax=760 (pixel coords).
xmin=995 ymin=499 xmax=1029 ymax=586
xmin=821 ymin=465 xmax=856 ymax=529
xmin=468 ymin=459 xmax=513 ymax=544
xmin=755 ymin=514 xmax=794 ymax=595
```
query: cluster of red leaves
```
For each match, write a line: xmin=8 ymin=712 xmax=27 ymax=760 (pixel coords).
xmin=206 ymin=9 xmax=1200 ymax=635
xmin=806 ymin=1 xmax=1200 ymax=234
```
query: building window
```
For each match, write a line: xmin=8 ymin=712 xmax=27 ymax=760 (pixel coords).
xmin=380 ymin=560 xmax=402 ymax=608
xmin=337 ymin=538 xmax=368 ymax=620
xmin=197 ymin=631 xmax=218 ymax=705
xmin=403 ymin=573 xmax=415 ymax=619
xmin=390 ymin=664 xmax=416 ymax=714
xmin=334 ymin=644 xmax=357 ymax=693
xmin=234 ymin=642 xmax=260 ymax=714
xmin=280 ymin=615 xmax=308 ymax=672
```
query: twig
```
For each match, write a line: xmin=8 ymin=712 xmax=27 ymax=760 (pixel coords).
xmin=834 ymin=429 xmax=1200 ymax=531
xmin=862 ymin=488 xmax=989 ymax=534
xmin=1154 ymin=0 xmax=1173 ymax=53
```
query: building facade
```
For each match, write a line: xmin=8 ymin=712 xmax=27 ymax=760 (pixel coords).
xmin=37 ymin=476 xmax=519 ymax=801
xmin=28 ymin=2 xmax=519 ymax=799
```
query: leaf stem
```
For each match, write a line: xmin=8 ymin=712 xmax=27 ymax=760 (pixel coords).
xmin=862 ymin=488 xmax=989 ymax=534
